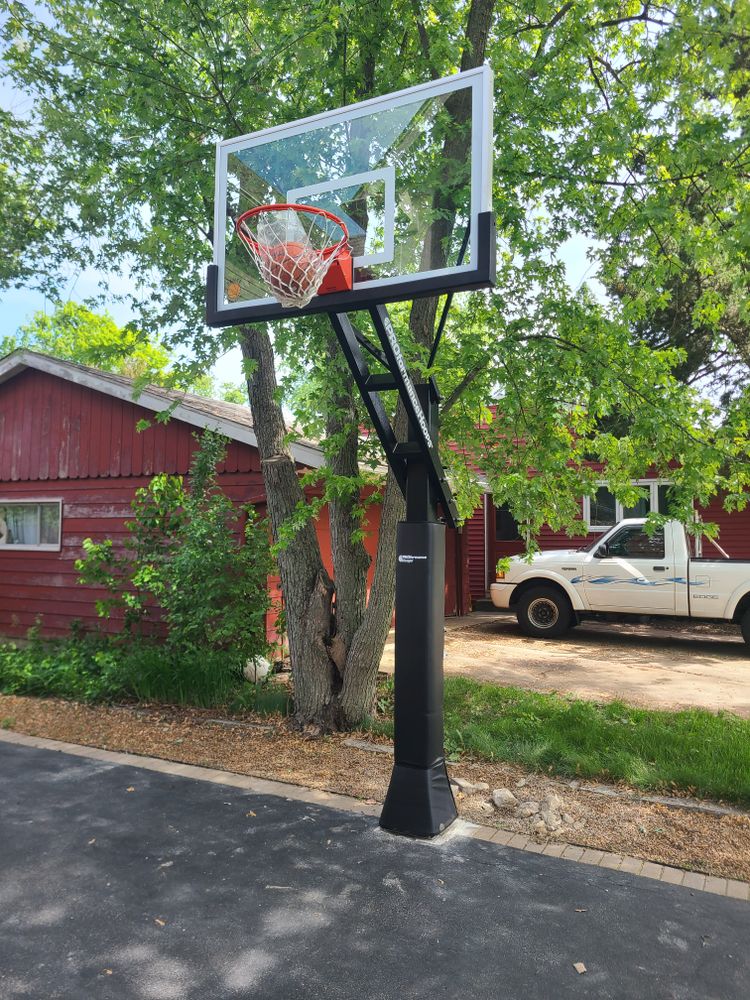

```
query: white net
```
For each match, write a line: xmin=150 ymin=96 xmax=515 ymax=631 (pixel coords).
xmin=237 ymin=206 xmax=348 ymax=309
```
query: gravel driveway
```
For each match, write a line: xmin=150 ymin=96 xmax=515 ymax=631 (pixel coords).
xmin=381 ymin=613 xmax=750 ymax=716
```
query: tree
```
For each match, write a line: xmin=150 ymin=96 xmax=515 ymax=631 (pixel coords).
xmin=3 ymin=301 xmax=172 ymax=378
xmin=2 ymin=1 xmax=749 ymax=729
xmin=3 ymin=301 xmax=246 ymax=400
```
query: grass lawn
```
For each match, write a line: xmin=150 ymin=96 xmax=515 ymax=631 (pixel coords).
xmin=3 ymin=637 xmax=749 ymax=806
xmin=371 ymin=675 xmax=750 ymax=806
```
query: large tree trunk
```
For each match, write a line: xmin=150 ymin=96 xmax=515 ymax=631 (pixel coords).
xmin=325 ymin=334 xmax=407 ymax=724
xmin=241 ymin=322 xmax=404 ymax=730
xmin=240 ymin=324 xmax=344 ymax=729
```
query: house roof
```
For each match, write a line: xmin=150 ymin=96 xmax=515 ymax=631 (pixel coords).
xmin=0 ymin=349 xmax=324 ymax=469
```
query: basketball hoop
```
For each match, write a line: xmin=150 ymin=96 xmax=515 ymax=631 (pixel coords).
xmin=235 ymin=203 xmax=352 ymax=309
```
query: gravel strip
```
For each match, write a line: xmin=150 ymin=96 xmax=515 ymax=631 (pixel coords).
xmin=1 ymin=693 xmax=749 ymax=881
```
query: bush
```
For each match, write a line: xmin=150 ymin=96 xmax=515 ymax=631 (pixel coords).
xmin=0 ymin=634 xmax=125 ymax=702
xmin=0 ymin=634 xmax=287 ymax=711
xmin=77 ymin=429 xmax=274 ymax=665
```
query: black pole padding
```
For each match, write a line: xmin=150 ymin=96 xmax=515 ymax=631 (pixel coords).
xmin=379 ymin=521 xmax=457 ymax=838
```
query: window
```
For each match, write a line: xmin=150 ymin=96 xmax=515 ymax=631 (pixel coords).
xmin=604 ymin=526 xmax=665 ymax=560
xmin=589 ymin=486 xmax=617 ymax=528
xmin=583 ymin=481 xmax=673 ymax=531
xmin=495 ymin=503 xmax=521 ymax=541
xmin=0 ymin=501 xmax=62 ymax=551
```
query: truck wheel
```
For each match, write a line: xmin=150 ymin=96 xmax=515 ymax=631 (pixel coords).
xmin=741 ymin=609 xmax=750 ymax=647
xmin=517 ymin=586 xmax=573 ymax=639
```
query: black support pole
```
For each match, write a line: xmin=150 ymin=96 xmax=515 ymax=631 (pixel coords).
xmin=328 ymin=310 xmax=458 ymax=839
xmin=379 ymin=383 xmax=457 ymax=838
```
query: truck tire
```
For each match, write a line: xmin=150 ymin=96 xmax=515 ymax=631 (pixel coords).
xmin=741 ymin=608 xmax=750 ymax=647
xmin=517 ymin=586 xmax=573 ymax=639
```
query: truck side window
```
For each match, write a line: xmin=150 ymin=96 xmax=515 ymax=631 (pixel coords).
xmin=607 ymin=527 xmax=665 ymax=559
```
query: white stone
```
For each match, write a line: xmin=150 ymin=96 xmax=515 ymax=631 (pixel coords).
xmin=492 ymin=788 xmax=518 ymax=810
xmin=532 ymin=819 xmax=548 ymax=837
xmin=540 ymin=793 xmax=564 ymax=815
xmin=541 ymin=809 xmax=562 ymax=831
xmin=244 ymin=656 xmax=271 ymax=683
xmin=453 ymin=777 xmax=490 ymax=794
xmin=517 ymin=801 xmax=541 ymax=818
xmin=562 ymin=813 xmax=574 ymax=826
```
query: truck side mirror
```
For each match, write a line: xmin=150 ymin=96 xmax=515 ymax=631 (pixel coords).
xmin=594 ymin=542 xmax=609 ymax=559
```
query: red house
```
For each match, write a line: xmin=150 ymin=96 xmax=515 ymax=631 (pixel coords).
xmin=0 ymin=350 xmax=470 ymax=639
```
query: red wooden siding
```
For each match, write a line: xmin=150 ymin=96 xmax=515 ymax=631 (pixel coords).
xmin=698 ymin=497 xmax=750 ymax=559
xmin=0 ymin=368 xmax=260 ymax=481
xmin=0 ymin=474 xmax=266 ymax=639
xmin=0 ymin=368 xmax=271 ymax=638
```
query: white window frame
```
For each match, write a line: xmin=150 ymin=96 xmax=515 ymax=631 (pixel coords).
xmin=0 ymin=498 xmax=63 ymax=552
xmin=582 ymin=480 xmax=673 ymax=533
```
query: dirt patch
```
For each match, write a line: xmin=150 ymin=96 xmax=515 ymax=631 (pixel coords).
xmin=381 ymin=614 xmax=750 ymax=717
xmin=2 ymin=693 xmax=749 ymax=882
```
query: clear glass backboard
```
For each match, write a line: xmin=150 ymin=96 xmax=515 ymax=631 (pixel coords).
xmin=207 ymin=66 xmax=494 ymax=324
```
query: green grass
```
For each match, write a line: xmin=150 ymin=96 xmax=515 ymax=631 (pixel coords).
xmin=369 ymin=675 xmax=750 ymax=806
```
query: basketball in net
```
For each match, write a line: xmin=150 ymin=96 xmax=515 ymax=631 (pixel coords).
xmin=235 ymin=204 xmax=352 ymax=309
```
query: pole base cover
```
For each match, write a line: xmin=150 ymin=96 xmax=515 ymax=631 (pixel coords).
xmin=379 ymin=760 xmax=457 ymax=838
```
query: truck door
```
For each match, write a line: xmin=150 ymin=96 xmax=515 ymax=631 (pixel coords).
xmin=583 ymin=525 xmax=676 ymax=612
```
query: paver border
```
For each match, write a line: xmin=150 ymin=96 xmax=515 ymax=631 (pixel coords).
xmin=1 ymin=728 xmax=748 ymax=903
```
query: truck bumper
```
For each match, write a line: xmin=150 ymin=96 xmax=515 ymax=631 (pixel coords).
xmin=489 ymin=582 xmax=516 ymax=610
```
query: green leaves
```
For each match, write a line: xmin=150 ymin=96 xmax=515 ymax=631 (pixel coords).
xmin=77 ymin=430 xmax=274 ymax=662
xmin=2 ymin=1 xmax=749 ymax=555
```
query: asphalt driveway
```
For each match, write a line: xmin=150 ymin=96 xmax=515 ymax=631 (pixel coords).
xmin=1 ymin=739 xmax=749 ymax=999
xmin=381 ymin=613 xmax=750 ymax=715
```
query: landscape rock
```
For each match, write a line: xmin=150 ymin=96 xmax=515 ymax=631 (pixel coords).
xmin=453 ymin=778 xmax=490 ymax=794
xmin=517 ymin=800 xmax=541 ymax=818
xmin=562 ymin=813 xmax=574 ymax=826
xmin=492 ymin=788 xmax=518 ymax=810
xmin=540 ymin=793 xmax=565 ymax=815
xmin=540 ymin=809 xmax=562 ymax=831
xmin=532 ymin=819 xmax=549 ymax=837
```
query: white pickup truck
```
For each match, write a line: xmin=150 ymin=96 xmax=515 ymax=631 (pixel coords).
xmin=490 ymin=519 xmax=750 ymax=646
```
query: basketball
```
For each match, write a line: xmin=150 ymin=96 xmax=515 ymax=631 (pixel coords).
xmin=226 ymin=280 xmax=242 ymax=302
xmin=263 ymin=243 xmax=321 ymax=296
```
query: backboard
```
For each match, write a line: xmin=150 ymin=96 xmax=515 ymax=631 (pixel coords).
xmin=206 ymin=66 xmax=494 ymax=326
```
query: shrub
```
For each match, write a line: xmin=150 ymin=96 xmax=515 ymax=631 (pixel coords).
xmin=0 ymin=634 xmax=286 ymax=710
xmin=77 ymin=430 xmax=274 ymax=668
xmin=0 ymin=634 xmax=125 ymax=702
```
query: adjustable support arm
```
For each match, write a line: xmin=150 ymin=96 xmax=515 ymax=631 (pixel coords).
xmin=328 ymin=305 xmax=458 ymax=528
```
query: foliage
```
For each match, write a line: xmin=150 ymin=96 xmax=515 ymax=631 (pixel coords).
xmin=0 ymin=301 xmax=247 ymax=401
xmin=4 ymin=2 xmax=750 ymax=727
xmin=0 ymin=633 xmax=286 ymax=709
xmin=227 ymin=678 xmax=293 ymax=717
xmin=369 ymin=674 xmax=750 ymax=805
xmin=1 ymin=301 xmax=173 ymax=378
xmin=77 ymin=430 xmax=273 ymax=665
xmin=1 ymin=2 xmax=749 ymax=532
xmin=0 ymin=632 xmax=125 ymax=702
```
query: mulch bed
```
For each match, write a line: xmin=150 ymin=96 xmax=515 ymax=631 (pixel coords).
xmin=2 ymin=693 xmax=749 ymax=882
